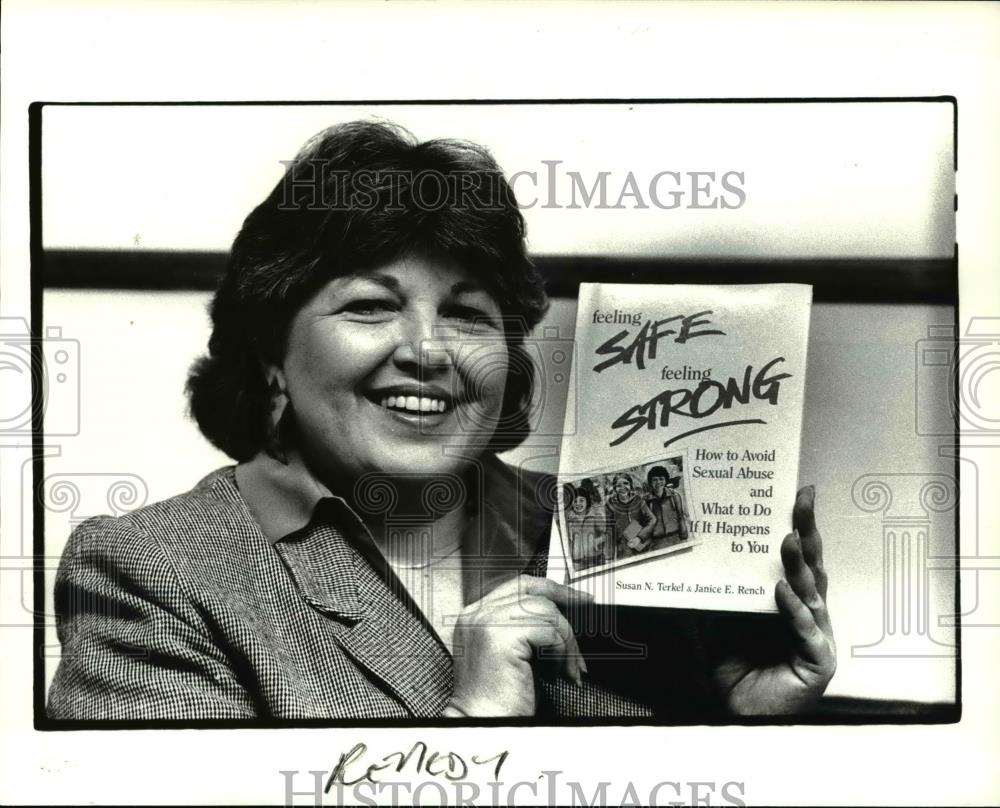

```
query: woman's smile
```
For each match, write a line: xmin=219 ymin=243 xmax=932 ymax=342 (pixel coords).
xmin=380 ymin=395 xmax=449 ymax=414
xmin=366 ymin=386 xmax=456 ymax=429
xmin=366 ymin=382 xmax=456 ymax=419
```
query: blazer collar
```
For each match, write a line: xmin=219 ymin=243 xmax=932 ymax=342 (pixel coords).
xmin=234 ymin=450 xmax=337 ymax=545
xmin=233 ymin=450 xmax=549 ymax=615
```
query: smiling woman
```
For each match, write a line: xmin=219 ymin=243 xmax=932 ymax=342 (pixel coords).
xmin=46 ymin=120 xmax=835 ymax=721
xmin=274 ymin=256 xmax=511 ymax=484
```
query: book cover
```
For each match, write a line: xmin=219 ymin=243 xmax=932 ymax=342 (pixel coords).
xmin=545 ymin=283 xmax=812 ymax=613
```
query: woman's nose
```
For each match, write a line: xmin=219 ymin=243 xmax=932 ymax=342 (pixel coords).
xmin=391 ymin=311 xmax=454 ymax=370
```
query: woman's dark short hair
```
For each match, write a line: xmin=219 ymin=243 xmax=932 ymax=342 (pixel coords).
xmin=187 ymin=120 xmax=549 ymax=460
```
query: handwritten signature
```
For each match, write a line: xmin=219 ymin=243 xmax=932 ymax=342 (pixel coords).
xmin=325 ymin=742 xmax=509 ymax=790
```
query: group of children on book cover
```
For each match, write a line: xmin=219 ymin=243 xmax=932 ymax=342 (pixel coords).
xmin=563 ymin=460 xmax=692 ymax=572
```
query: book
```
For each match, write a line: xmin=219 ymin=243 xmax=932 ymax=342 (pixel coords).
xmin=545 ymin=283 xmax=812 ymax=613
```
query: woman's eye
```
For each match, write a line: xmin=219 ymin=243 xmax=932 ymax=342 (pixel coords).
xmin=341 ymin=299 xmax=396 ymax=316
xmin=443 ymin=306 xmax=500 ymax=330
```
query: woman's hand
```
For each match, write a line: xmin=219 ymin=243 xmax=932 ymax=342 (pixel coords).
xmin=711 ymin=485 xmax=837 ymax=714
xmin=446 ymin=575 xmax=592 ymax=717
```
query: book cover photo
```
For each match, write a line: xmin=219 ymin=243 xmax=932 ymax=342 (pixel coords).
xmin=545 ymin=283 xmax=812 ymax=613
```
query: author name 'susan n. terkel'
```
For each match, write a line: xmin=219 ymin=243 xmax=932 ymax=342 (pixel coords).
xmin=615 ymin=580 xmax=767 ymax=595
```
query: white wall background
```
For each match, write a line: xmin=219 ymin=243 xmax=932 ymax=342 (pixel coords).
xmin=43 ymin=103 xmax=954 ymax=257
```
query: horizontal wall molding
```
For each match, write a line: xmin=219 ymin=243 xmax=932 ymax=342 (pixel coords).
xmin=42 ymin=249 xmax=957 ymax=304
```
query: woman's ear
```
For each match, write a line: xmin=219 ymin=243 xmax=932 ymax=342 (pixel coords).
xmin=262 ymin=362 xmax=291 ymax=463
xmin=261 ymin=361 xmax=288 ymax=413
xmin=262 ymin=362 xmax=287 ymax=396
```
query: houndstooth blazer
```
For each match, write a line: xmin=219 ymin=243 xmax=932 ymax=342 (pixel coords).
xmin=47 ymin=461 xmax=718 ymax=721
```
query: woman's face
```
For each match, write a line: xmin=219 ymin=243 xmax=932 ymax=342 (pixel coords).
xmin=273 ymin=254 xmax=509 ymax=485
xmin=572 ymin=495 xmax=588 ymax=514
xmin=614 ymin=478 xmax=633 ymax=501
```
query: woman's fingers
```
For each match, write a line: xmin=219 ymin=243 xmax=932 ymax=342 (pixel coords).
xmin=484 ymin=582 xmax=590 ymax=686
xmin=774 ymin=579 xmax=836 ymax=671
xmin=485 ymin=575 xmax=594 ymax=626
xmin=506 ymin=596 xmax=587 ymax=685
xmin=792 ymin=485 xmax=818 ymax=538
xmin=450 ymin=578 xmax=592 ymax=715
xmin=487 ymin=574 xmax=594 ymax=607
xmin=521 ymin=575 xmax=595 ymax=608
xmin=792 ymin=485 xmax=827 ymax=599
xmin=780 ymin=530 xmax=833 ymax=639
xmin=516 ymin=608 xmax=585 ymax=686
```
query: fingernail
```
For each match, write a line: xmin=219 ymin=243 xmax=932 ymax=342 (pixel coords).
xmin=580 ymin=656 xmax=589 ymax=675
xmin=793 ymin=529 xmax=802 ymax=548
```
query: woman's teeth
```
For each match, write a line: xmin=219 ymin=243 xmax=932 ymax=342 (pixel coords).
xmin=381 ymin=395 xmax=448 ymax=413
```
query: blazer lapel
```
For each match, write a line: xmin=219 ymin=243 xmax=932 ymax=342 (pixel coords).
xmin=274 ymin=504 xmax=453 ymax=718
xmin=344 ymin=551 xmax=454 ymax=717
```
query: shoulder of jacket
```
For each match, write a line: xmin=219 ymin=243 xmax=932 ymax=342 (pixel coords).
xmin=66 ymin=466 xmax=254 ymax=554
xmin=125 ymin=464 xmax=241 ymax=519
